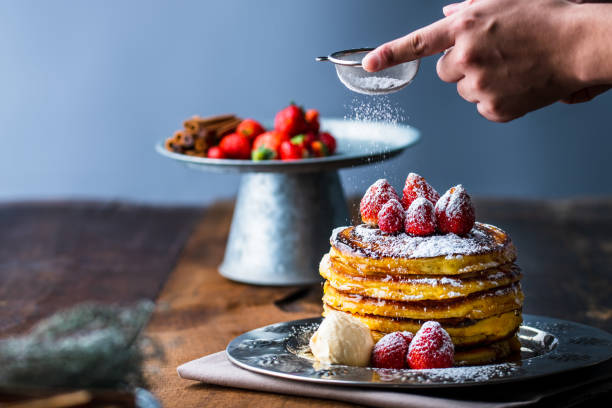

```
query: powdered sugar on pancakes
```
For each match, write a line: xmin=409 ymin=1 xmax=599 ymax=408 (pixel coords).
xmin=436 ymin=184 xmax=470 ymax=220
xmin=331 ymin=222 xmax=506 ymax=260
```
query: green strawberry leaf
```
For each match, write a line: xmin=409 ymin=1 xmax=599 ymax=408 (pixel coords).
xmin=252 ymin=146 xmax=276 ymax=161
xmin=291 ymin=134 xmax=306 ymax=144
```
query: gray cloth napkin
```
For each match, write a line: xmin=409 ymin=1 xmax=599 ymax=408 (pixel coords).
xmin=177 ymin=352 xmax=612 ymax=408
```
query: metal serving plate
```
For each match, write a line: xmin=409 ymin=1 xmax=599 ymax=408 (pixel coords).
xmin=156 ymin=118 xmax=420 ymax=174
xmin=226 ymin=315 xmax=612 ymax=388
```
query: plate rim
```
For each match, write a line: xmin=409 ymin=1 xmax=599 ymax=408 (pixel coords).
xmin=226 ymin=314 xmax=612 ymax=389
xmin=155 ymin=118 xmax=421 ymax=174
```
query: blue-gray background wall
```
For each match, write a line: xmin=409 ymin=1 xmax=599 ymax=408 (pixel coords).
xmin=1 ymin=0 xmax=610 ymax=205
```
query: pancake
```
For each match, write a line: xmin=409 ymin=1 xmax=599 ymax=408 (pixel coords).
xmin=317 ymin=221 xmax=524 ymax=366
xmin=454 ymin=335 xmax=521 ymax=366
xmin=323 ymin=281 xmax=523 ymax=320
xmin=330 ymin=222 xmax=516 ymax=275
xmin=323 ymin=305 xmax=522 ymax=347
xmin=321 ymin=253 xmax=522 ymax=301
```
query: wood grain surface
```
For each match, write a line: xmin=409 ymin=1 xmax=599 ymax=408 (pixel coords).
xmin=142 ymin=202 xmax=348 ymax=408
xmin=1 ymin=199 xmax=611 ymax=407
xmin=475 ymin=198 xmax=612 ymax=331
xmin=0 ymin=201 xmax=202 ymax=337
xmin=143 ymin=198 xmax=612 ymax=407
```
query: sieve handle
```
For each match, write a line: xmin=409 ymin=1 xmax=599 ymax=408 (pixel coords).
xmin=315 ymin=56 xmax=329 ymax=62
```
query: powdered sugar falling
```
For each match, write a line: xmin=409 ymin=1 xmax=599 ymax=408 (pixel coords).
xmin=344 ymin=96 xmax=406 ymax=126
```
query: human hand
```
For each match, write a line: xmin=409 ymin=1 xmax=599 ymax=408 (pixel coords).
xmin=363 ymin=0 xmax=611 ymax=122
xmin=444 ymin=0 xmax=612 ymax=108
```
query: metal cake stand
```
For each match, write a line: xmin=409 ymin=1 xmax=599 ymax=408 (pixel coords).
xmin=156 ymin=118 xmax=420 ymax=286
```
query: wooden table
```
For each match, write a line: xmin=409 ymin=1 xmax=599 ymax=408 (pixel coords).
xmin=2 ymin=199 xmax=611 ymax=407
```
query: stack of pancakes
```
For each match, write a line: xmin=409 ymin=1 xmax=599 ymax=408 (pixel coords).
xmin=320 ymin=222 xmax=523 ymax=365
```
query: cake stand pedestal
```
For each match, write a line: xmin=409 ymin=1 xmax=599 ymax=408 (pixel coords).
xmin=156 ymin=119 xmax=420 ymax=286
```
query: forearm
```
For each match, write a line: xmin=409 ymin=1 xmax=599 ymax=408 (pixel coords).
xmin=571 ymin=2 xmax=612 ymax=84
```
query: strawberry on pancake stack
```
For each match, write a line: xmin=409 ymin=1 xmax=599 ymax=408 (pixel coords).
xmin=319 ymin=173 xmax=524 ymax=365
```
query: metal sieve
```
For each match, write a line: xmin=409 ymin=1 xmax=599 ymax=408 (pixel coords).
xmin=316 ymin=48 xmax=419 ymax=95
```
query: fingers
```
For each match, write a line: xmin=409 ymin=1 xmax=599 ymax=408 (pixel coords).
xmin=476 ymin=102 xmax=514 ymax=123
xmin=436 ymin=47 xmax=465 ymax=83
xmin=443 ymin=0 xmax=478 ymax=17
xmin=456 ymin=78 xmax=479 ymax=103
xmin=443 ymin=1 xmax=468 ymax=16
xmin=560 ymin=85 xmax=612 ymax=104
xmin=363 ymin=17 xmax=456 ymax=72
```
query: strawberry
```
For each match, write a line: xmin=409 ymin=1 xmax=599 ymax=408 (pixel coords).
xmin=207 ymin=146 xmax=225 ymax=159
xmin=236 ymin=118 xmax=265 ymax=140
xmin=274 ymin=104 xmax=307 ymax=135
xmin=318 ymin=132 xmax=336 ymax=155
xmin=219 ymin=133 xmax=251 ymax=159
xmin=405 ymin=197 xmax=437 ymax=236
xmin=251 ymin=146 xmax=277 ymax=161
xmin=377 ymin=199 xmax=405 ymax=234
xmin=401 ymin=173 xmax=440 ymax=209
xmin=435 ymin=185 xmax=475 ymax=236
xmin=304 ymin=132 xmax=317 ymax=147
xmin=371 ymin=332 xmax=410 ymax=369
xmin=305 ymin=109 xmax=320 ymax=133
xmin=359 ymin=179 xmax=399 ymax=226
xmin=400 ymin=331 xmax=414 ymax=344
xmin=407 ymin=321 xmax=454 ymax=369
xmin=291 ymin=133 xmax=316 ymax=152
xmin=253 ymin=131 xmax=289 ymax=154
xmin=279 ymin=140 xmax=308 ymax=160
xmin=310 ymin=140 xmax=329 ymax=157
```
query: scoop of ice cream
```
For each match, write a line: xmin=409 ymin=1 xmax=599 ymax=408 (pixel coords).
xmin=309 ymin=311 xmax=373 ymax=366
